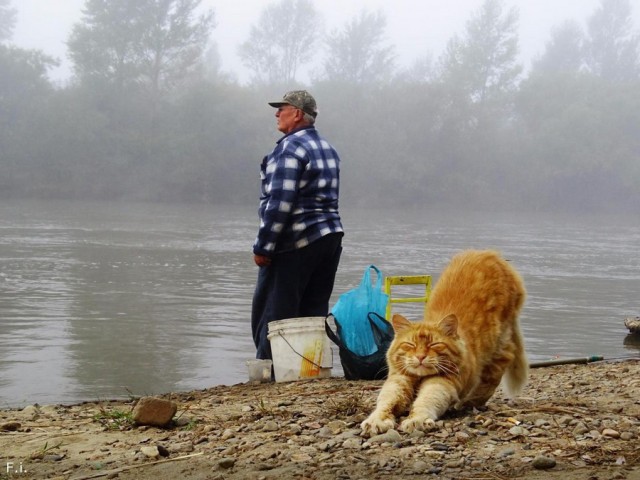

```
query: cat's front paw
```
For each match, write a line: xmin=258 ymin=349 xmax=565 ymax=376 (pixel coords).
xmin=360 ymin=413 xmax=395 ymax=437
xmin=399 ymin=416 xmax=437 ymax=433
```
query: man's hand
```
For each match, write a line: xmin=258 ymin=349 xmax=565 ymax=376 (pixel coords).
xmin=254 ymin=254 xmax=272 ymax=267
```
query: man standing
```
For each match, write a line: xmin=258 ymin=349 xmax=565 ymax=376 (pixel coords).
xmin=251 ymin=90 xmax=344 ymax=361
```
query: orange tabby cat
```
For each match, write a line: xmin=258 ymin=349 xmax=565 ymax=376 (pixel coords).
xmin=361 ymin=249 xmax=527 ymax=436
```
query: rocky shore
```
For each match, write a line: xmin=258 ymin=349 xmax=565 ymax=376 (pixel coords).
xmin=1 ymin=359 xmax=639 ymax=480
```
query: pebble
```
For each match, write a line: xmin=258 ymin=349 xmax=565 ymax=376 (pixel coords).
xmin=157 ymin=445 xmax=170 ymax=457
xmin=602 ymin=428 xmax=620 ymax=438
xmin=558 ymin=416 xmax=573 ymax=426
xmin=173 ymin=416 xmax=192 ymax=427
xmin=532 ymin=455 xmax=556 ymax=470
xmin=140 ymin=446 xmax=161 ymax=458
xmin=218 ymin=457 xmax=236 ymax=469
xmin=573 ymin=422 xmax=589 ymax=435
xmin=508 ymin=426 xmax=527 ymax=436
xmin=221 ymin=428 xmax=235 ymax=440
xmin=168 ymin=441 xmax=194 ymax=453
xmin=342 ymin=437 xmax=363 ymax=449
xmin=262 ymin=421 xmax=279 ymax=432
xmin=430 ymin=442 xmax=450 ymax=451
xmin=412 ymin=460 xmax=430 ymax=473
xmin=43 ymin=454 xmax=64 ymax=462
xmin=498 ymin=447 xmax=516 ymax=458
xmin=326 ymin=420 xmax=346 ymax=434
xmin=368 ymin=429 xmax=402 ymax=444
xmin=21 ymin=405 xmax=39 ymax=417
xmin=0 ymin=422 xmax=21 ymax=431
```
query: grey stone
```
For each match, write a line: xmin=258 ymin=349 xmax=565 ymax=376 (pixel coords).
xmin=218 ymin=457 xmax=236 ymax=469
xmin=532 ymin=455 xmax=556 ymax=470
xmin=368 ymin=429 xmax=402 ymax=444
xmin=0 ymin=422 xmax=21 ymax=431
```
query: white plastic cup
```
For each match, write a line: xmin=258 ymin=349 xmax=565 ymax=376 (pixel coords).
xmin=246 ymin=359 xmax=273 ymax=383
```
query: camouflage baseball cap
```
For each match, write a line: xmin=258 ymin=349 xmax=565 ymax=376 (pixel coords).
xmin=268 ymin=90 xmax=318 ymax=118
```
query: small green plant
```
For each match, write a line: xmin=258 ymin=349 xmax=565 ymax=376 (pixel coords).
xmin=325 ymin=389 xmax=370 ymax=418
xmin=255 ymin=396 xmax=275 ymax=416
xmin=181 ymin=418 xmax=200 ymax=431
xmin=93 ymin=406 xmax=134 ymax=430
xmin=172 ymin=402 xmax=200 ymax=430
xmin=123 ymin=387 xmax=139 ymax=402
xmin=30 ymin=440 xmax=65 ymax=460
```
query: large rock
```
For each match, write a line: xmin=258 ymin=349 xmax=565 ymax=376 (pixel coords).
xmin=624 ymin=316 xmax=640 ymax=334
xmin=132 ymin=397 xmax=177 ymax=427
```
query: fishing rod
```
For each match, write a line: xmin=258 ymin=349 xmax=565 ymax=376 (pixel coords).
xmin=528 ymin=355 xmax=604 ymax=368
xmin=529 ymin=354 xmax=640 ymax=368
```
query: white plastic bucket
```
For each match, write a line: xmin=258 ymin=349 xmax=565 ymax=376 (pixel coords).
xmin=267 ymin=317 xmax=333 ymax=382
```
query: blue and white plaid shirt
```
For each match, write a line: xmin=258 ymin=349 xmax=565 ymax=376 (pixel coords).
xmin=253 ymin=126 xmax=343 ymax=256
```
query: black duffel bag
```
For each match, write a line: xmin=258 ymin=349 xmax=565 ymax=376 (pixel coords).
xmin=325 ymin=312 xmax=394 ymax=381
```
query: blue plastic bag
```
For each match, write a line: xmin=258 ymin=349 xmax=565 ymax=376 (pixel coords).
xmin=330 ymin=265 xmax=389 ymax=356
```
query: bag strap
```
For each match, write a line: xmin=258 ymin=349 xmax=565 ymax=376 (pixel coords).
xmin=325 ymin=314 xmax=345 ymax=349
xmin=368 ymin=312 xmax=394 ymax=343
xmin=361 ymin=265 xmax=383 ymax=290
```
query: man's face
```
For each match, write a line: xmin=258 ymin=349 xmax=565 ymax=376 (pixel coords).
xmin=275 ymin=105 xmax=301 ymax=134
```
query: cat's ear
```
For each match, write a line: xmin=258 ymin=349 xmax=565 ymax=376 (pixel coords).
xmin=439 ymin=314 xmax=458 ymax=337
xmin=391 ymin=314 xmax=413 ymax=333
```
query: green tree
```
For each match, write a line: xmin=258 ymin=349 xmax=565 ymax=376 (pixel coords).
xmin=516 ymin=69 xmax=640 ymax=211
xmin=426 ymin=0 xmax=522 ymax=207
xmin=69 ymin=0 xmax=214 ymax=96
xmin=584 ymin=0 xmax=640 ymax=82
xmin=532 ymin=21 xmax=585 ymax=74
xmin=0 ymin=47 xmax=55 ymax=117
xmin=137 ymin=0 xmax=214 ymax=97
xmin=238 ymin=0 xmax=320 ymax=85
xmin=0 ymin=0 xmax=16 ymax=42
xmin=438 ymin=0 xmax=521 ymax=107
xmin=66 ymin=0 xmax=215 ymax=195
xmin=320 ymin=10 xmax=396 ymax=84
xmin=0 ymin=45 xmax=57 ymax=198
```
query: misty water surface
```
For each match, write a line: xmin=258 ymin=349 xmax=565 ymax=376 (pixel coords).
xmin=0 ymin=199 xmax=638 ymax=407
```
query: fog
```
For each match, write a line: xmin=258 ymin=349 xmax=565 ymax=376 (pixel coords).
xmin=12 ymin=0 xmax=631 ymax=83
xmin=2 ymin=0 xmax=639 ymax=213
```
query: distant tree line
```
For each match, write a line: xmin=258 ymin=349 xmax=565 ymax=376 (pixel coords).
xmin=1 ymin=0 xmax=639 ymax=212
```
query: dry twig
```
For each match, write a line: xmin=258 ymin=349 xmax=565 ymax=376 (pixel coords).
xmin=69 ymin=451 xmax=204 ymax=480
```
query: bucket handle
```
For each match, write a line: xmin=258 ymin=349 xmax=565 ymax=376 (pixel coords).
xmin=276 ymin=330 xmax=327 ymax=369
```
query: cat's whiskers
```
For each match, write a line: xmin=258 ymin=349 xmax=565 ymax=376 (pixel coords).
xmin=435 ymin=357 xmax=460 ymax=377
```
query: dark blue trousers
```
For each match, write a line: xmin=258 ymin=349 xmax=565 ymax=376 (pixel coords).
xmin=251 ymin=233 xmax=343 ymax=360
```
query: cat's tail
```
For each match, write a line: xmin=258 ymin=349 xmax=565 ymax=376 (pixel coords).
xmin=502 ymin=319 xmax=529 ymax=397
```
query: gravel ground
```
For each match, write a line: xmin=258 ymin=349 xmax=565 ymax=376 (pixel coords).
xmin=1 ymin=359 xmax=639 ymax=480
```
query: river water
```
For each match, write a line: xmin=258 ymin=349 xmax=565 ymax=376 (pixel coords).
xmin=1 ymin=200 xmax=638 ymax=407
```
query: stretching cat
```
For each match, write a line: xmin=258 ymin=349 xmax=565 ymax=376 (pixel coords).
xmin=361 ymin=249 xmax=528 ymax=436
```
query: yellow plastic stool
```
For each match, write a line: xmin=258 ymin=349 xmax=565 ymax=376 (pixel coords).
xmin=384 ymin=275 xmax=432 ymax=320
